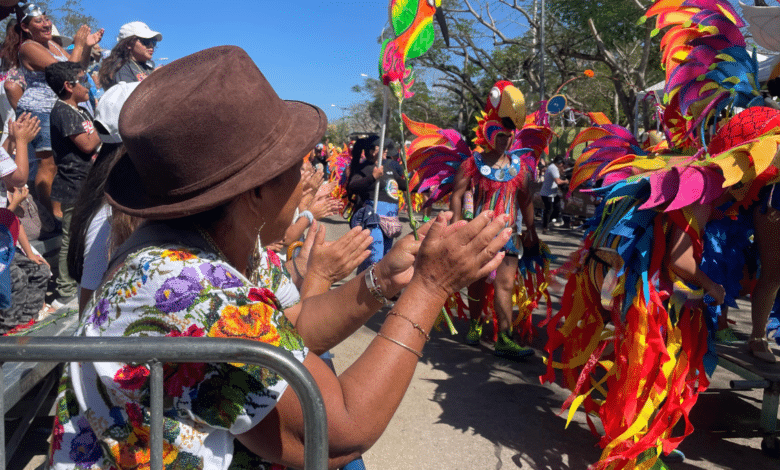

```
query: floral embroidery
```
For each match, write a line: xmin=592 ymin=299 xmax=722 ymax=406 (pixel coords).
xmin=88 ymin=298 xmax=110 ymax=327
xmin=114 ymin=364 xmax=150 ymax=391
xmin=69 ymin=417 xmax=101 ymax=465
xmin=154 ymin=267 xmax=202 ymax=313
xmin=163 ymin=326 xmax=208 ymax=397
xmin=48 ymin=244 xmax=306 ymax=470
xmin=209 ymin=303 xmax=280 ymax=346
xmin=200 ymin=262 xmax=244 ymax=289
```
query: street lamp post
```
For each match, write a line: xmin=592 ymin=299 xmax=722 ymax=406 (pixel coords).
xmin=539 ymin=0 xmax=545 ymax=103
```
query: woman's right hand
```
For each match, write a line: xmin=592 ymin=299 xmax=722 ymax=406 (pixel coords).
xmin=412 ymin=210 xmax=509 ymax=300
xmin=72 ymin=25 xmax=89 ymax=47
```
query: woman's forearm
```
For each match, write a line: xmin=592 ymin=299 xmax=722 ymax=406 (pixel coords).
xmin=242 ymin=279 xmax=448 ymax=469
xmin=292 ymin=270 xmax=384 ymax=355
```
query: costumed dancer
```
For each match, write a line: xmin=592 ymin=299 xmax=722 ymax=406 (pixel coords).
xmin=541 ymin=0 xmax=780 ymax=468
xmin=404 ymin=81 xmax=554 ymax=357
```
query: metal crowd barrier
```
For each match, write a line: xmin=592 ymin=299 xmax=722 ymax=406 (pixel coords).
xmin=0 ymin=337 xmax=328 ymax=470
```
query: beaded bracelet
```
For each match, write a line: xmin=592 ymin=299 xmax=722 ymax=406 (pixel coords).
xmin=377 ymin=332 xmax=423 ymax=358
xmin=387 ymin=311 xmax=430 ymax=341
xmin=365 ymin=263 xmax=391 ymax=305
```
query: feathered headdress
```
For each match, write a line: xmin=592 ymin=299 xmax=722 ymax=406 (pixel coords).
xmin=473 ymin=81 xmax=527 ymax=151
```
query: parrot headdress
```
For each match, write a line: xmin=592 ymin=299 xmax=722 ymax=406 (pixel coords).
xmin=473 ymin=81 xmax=527 ymax=151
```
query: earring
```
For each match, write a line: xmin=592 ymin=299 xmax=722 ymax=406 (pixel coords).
xmin=246 ymin=222 xmax=265 ymax=284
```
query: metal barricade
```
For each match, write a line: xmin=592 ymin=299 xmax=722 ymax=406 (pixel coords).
xmin=0 ymin=337 xmax=328 ymax=470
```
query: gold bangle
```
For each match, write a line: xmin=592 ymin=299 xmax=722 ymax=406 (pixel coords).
xmin=376 ymin=332 xmax=423 ymax=358
xmin=287 ymin=241 xmax=303 ymax=260
xmin=387 ymin=311 xmax=430 ymax=341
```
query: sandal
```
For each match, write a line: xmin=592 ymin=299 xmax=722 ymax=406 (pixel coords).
xmin=748 ymin=337 xmax=777 ymax=364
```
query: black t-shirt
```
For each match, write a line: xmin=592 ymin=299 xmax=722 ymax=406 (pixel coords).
xmin=105 ymin=60 xmax=154 ymax=89
xmin=50 ymin=100 xmax=94 ymax=205
xmin=347 ymin=159 xmax=407 ymax=207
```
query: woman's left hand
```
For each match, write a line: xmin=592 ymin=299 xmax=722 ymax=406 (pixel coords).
xmin=375 ymin=218 xmax=435 ymax=297
xmin=304 ymin=222 xmax=372 ymax=285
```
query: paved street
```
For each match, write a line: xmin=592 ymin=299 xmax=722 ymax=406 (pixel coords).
xmin=13 ymin=213 xmax=780 ymax=470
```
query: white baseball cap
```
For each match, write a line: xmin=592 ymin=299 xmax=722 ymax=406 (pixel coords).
xmin=95 ymin=81 xmax=140 ymax=144
xmin=117 ymin=21 xmax=162 ymax=42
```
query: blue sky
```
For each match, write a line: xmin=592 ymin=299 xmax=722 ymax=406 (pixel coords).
xmin=71 ymin=0 xmax=396 ymax=122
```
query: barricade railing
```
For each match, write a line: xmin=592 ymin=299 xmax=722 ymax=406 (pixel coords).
xmin=0 ymin=337 xmax=328 ymax=470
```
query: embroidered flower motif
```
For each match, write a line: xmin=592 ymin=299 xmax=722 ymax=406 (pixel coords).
xmin=199 ymin=262 xmax=243 ymax=289
xmin=208 ymin=303 xmax=280 ymax=346
xmin=114 ymin=364 xmax=150 ymax=390
xmin=248 ymin=287 xmax=278 ymax=306
xmin=154 ymin=267 xmax=202 ymax=313
xmin=69 ymin=417 xmax=102 ymax=465
xmin=164 ymin=326 xmax=208 ymax=397
xmin=109 ymin=422 xmax=179 ymax=469
xmin=161 ymin=249 xmax=196 ymax=262
xmin=88 ymin=298 xmax=110 ymax=327
xmin=584 ymin=69 xmax=595 ymax=78
xmin=125 ymin=402 xmax=143 ymax=428
xmin=51 ymin=415 xmax=64 ymax=453
xmin=266 ymin=249 xmax=282 ymax=268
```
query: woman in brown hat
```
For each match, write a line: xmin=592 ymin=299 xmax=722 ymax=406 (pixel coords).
xmin=47 ymin=46 xmax=511 ymax=469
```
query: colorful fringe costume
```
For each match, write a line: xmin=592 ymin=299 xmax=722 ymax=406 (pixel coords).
xmin=404 ymin=81 xmax=554 ymax=341
xmin=540 ymin=1 xmax=780 ymax=468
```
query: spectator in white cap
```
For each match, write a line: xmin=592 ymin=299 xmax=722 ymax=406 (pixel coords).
xmin=66 ymin=81 xmax=140 ymax=312
xmin=97 ymin=21 xmax=161 ymax=90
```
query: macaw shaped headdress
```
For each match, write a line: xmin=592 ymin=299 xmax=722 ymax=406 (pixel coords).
xmin=474 ymin=81 xmax=526 ymax=151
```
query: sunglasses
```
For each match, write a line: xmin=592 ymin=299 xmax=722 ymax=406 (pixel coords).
xmin=138 ymin=37 xmax=157 ymax=48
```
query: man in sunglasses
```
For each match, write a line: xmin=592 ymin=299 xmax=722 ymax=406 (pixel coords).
xmin=44 ymin=61 xmax=101 ymax=309
xmin=99 ymin=21 xmax=162 ymax=89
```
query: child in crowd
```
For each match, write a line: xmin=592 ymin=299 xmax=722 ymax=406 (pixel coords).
xmin=44 ymin=61 xmax=101 ymax=309
xmin=0 ymin=111 xmax=51 ymax=330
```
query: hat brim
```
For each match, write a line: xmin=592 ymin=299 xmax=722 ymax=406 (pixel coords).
xmin=136 ymin=31 xmax=162 ymax=41
xmin=105 ymin=100 xmax=326 ymax=219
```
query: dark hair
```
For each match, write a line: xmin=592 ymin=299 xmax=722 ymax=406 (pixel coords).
xmin=553 ymin=156 xmax=563 ymax=165
xmin=98 ymin=36 xmax=137 ymax=89
xmin=45 ymin=61 xmax=83 ymax=98
xmin=67 ymin=144 xmax=124 ymax=282
xmin=0 ymin=19 xmax=20 ymax=70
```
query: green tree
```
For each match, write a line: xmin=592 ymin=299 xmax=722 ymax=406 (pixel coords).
xmin=0 ymin=0 xmax=96 ymax=40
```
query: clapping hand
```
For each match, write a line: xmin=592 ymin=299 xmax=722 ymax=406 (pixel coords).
xmin=412 ymin=211 xmax=509 ymax=301
xmin=303 ymin=222 xmax=372 ymax=285
xmin=6 ymin=185 xmax=29 ymax=209
xmin=73 ymin=25 xmax=104 ymax=48
xmin=10 ymin=113 xmax=40 ymax=145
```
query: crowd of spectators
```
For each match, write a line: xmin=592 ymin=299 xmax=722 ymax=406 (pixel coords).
xmin=0 ymin=3 xmax=163 ymax=329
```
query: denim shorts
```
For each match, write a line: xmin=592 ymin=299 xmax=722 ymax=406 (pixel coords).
xmin=16 ymin=108 xmax=51 ymax=153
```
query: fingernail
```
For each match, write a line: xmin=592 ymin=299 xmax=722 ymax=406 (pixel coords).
xmin=484 ymin=210 xmax=494 ymax=218
xmin=503 ymin=228 xmax=512 ymax=239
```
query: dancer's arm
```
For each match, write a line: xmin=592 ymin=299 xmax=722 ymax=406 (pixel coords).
xmin=667 ymin=206 xmax=725 ymax=304
xmin=449 ymin=165 xmax=470 ymax=224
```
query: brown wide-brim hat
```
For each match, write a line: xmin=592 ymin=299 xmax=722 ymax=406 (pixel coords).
xmin=105 ymin=45 xmax=327 ymax=219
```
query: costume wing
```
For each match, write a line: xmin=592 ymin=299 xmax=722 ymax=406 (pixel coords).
xmin=510 ymin=108 xmax=554 ymax=180
xmin=403 ymin=114 xmax=472 ymax=206
xmin=646 ymin=0 xmax=764 ymax=150
xmin=568 ymin=124 xmax=647 ymax=193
